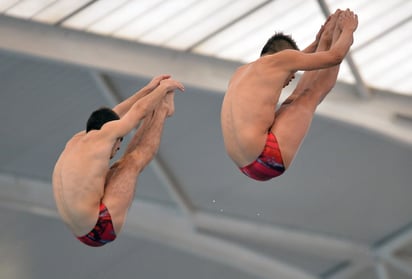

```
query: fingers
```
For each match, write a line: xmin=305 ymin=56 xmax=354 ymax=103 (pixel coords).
xmin=160 ymin=78 xmax=185 ymax=92
xmin=150 ymin=74 xmax=171 ymax=85
xmin=340 ymin=8 xmax=357 ymax=17
xmin=175 ymin=81 xmax=185 ymax=92
xmin=148 ymin=74 xmax=185 ymax=93
xmin=171 ymin=80 xmax=185 ymax=92
xmin=340 ymin=9 xmax=357 ymax=32
xmin=156 ymin=74 xmax=171 ymax=81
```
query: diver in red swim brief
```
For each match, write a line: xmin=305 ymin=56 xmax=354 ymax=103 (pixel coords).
xmin=239 ymin=132 xmax=285 ymax=181
xmin=77 ymin=203 xmax=117 ymax=247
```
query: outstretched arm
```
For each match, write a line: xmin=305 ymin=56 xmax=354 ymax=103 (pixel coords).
xmin=112 ymin=74 xmax=171 ymax=118
xmin=103 ymin=78 xmax=184 ymax=139
xmin=275 ymin=9 xmax=358 ymax=72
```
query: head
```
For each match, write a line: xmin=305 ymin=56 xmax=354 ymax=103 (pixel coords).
xmin=261 ymin=32 xmax=299 ymax=87
xmin=86 ymin=107 xmax=120 ymax=132
xmin=260 ymin=32 xmax=299 ymax=56
xmin=86 ymin=107 xmax=122 ymax=159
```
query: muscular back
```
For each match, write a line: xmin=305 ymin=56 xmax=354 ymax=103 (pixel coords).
xmin=221 ymin=57 xmax=289 ymax=167
xmin=52 ymin=130 xmax=116 ymax=236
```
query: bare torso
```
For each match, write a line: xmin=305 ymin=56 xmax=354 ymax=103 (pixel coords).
xmin=52 ymin=130 xmax=115 ymax=236
xmin=221 ymin=57 xmax=289 ymax=167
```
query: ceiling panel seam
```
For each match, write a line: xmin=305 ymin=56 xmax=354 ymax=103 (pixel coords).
xmin=54 ymin=0 xmax=98 ymax=26
xmin=186 ymin=0 xmax=273 ymax=52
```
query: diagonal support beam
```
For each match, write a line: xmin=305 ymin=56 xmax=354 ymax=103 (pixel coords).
xmin=149 ymin=156 xmax=195 ymax=219
xmin=186 ymin=0 xmax=273 ymax=51
xmin=89 ymin=70 xmax=123 ymax=106
xmin=377 ymin=224 xmax=412 ymax=256
xmin=375 ymin=260 xmax=391 ymax=279
xmin=379 ymin=255 xmax=412 ymax=277
xmin=324 ymin=262 xmax=370 ymax=279
xmin=376 ymin=224 xmax=412 ymax=277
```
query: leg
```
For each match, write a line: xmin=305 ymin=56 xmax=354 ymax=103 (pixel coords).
xmin=101 ymin=97 xmax=172 ymax=234
xmin=281 ymin=10 xmax=340 ymax=105
xmin=122 ymin=92 xmax=174 ymax=156
xmin=271 ymin=77 xmax=337 ymax=168
xmin=271 ymin=13 xmax=343 ymax=168
xmin=123 ymin=111 xmax=155 ymax=154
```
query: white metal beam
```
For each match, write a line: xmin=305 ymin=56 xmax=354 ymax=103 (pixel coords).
xmin=89 ymin=70 xmax=123 ymax=106
xmin=324 ymin=262 xmax=370 ymax=279
xmin=149 ymin=157 xmax=195 ymax=219
xmin=379 ymin=255 xmax=412 ymax=278
xmin=0 ymin=173 xmax=319 ymax=279
xmin=375 ymin=260 xmax=391 ymax=279
xmin=0 ymin=14 xmax=237 ymax=93
xmin=377 ymin=225 xmax=412 ymax=256
xmin=376 ymin=225 xmax=412 ymax=277
xmin=195 ymin=211 xmax=372 ymax=262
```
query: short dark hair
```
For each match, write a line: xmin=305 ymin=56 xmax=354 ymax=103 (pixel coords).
xmin=260 ymin=32 xmax=299 ymax=56
xmin=86 ymin=107 xmax=120 ymax=132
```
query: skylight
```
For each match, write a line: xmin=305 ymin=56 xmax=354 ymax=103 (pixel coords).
xmin=1 ymin=0 xmax=410 ymax=96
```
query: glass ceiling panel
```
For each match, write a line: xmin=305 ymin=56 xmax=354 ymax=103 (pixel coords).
xmin=113 ymin=0 xmax=197 ymax=41
xmin=215 ymin=0 xmax=322 ymax=62
xmin=32 ymin=0 xmax=92 ymax=24
xmin=4 ymin=0 xmax=55 ymax=19
xmin=139 ymin=0 xmax=234 ymax=45
xmin=326 ymin=0 xmax=412 ymax=95
xmin=193 ymin=0 xmax=305 ymax=57
xmin=354 ymin=19 xmax=412 ymax=96
xmin=165 ymin=0 xmax=268 ymax=51
xmin=62 ymin=0 xmax=128 ymax=30
xmin=352 ymin=0 xmax=411 ymax=50
xmin=1 ymin=0 xmax=410 ymax=96
xmin=86 ymin=0 xmax=163 ymax=35
xmin=0 ymin=0 xmax=19 ymax=12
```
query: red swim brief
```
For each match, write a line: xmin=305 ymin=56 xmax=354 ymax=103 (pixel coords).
xmin=239 ymin=132 xmax=285 ymax=181
xmin=77 ymin=202 xmax=117 ymax=247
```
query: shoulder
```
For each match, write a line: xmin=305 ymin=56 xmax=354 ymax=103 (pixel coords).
xmin=73 ymin=130 xmax=86 ymax=138
xmin=66 ymin=130 xmax=85 ymax=145
xmin=260 ymin=49 xmax=338 ymax=72
xmin=91 ymin=120 xmax=125 ymax=142
xmin=259 ymin=49 xmax=304 ymax=68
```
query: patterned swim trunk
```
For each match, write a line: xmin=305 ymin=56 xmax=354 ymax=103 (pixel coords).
xmin=77 ymin=202 xmax=117 ymax=247
xmin=239 ymin=132 xmax=285 ymax=181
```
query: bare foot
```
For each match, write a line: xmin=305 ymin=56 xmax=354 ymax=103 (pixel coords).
xmin=318 ymin=10 xmax=341 ymax=50
xmin=163 ymin=92 xmax=175 ymax=117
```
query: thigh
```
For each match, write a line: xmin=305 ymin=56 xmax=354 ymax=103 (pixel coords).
xmin=271 ymin=92 xmax=317 ymax=168
xmin=102 ymin=157 xmax=141 ymax=234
